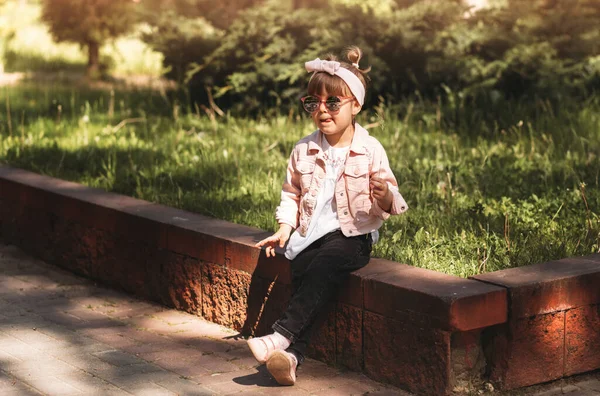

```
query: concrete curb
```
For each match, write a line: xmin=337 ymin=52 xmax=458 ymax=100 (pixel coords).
xmin=1 ymin=165 xmax=599 ymax=394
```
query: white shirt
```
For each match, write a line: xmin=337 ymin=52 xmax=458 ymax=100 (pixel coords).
xmin=285 ymin=140 xmax=349 ymax=260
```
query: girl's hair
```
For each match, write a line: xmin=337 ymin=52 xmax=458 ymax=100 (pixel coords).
xmin=307 ymin=46 xmax=371 ymax=98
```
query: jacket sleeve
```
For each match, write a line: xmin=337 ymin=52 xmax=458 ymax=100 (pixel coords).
xmin=275 ymin=150 xmax=301 ymax=229
xmin=370 ymin=143 xmax=408 ymax=220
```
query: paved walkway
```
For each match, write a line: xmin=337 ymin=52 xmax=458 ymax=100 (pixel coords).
xmin=0 ymin=242 xmax=599 ymax=396
xmin=0 ymin=243 xmax=408 ymax=396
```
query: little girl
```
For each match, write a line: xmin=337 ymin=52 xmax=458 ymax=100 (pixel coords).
xmin=251 ymin=46 xmax=408 ymax=386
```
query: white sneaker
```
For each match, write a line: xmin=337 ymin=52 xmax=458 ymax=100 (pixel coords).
xmin=247 ymin=333 xmax=288 ymax=364
xmin=266 ymin=350 xmax=297 ymax=386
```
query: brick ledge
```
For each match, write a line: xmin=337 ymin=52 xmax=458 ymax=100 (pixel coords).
xmin=2 ymin=164 xmax=600 ymax=394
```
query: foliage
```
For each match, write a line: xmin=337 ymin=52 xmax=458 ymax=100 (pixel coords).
xmin=0 ymin=0 xmax=162 ymax=76
xmin=1 ymin=83 xmax=598 ymax=277
xmin=136 ymin=0 xmax=600 ymax=112
xmin=40 ymin=0 xmax=140 ymax=76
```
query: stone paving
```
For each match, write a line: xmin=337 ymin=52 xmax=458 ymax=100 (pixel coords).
xmin=0 ymin=241 xmax=599 ymax=396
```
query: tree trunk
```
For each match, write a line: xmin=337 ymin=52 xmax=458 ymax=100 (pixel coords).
xmin=86 ymin=41 xmax=100 ymax=79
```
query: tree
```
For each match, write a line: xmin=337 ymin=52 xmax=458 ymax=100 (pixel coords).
xmin=41 ymin=0 xmax=140 ymax=77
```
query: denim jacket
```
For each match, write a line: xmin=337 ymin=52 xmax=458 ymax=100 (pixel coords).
xmin=275 ymin=123 xmax=408 ymax=237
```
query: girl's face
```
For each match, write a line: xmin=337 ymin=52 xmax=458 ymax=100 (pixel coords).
xmin=309 ymin=89 xmax=361 ymax=138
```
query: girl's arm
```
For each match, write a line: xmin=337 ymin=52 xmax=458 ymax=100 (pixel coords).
xmin=369 ymin=143 xmax=408 ymax=219
xmin=255 ymin=224 xmax=293 ymax=258
xmin=275 ymin=151 xmax=301 ymax=229
xmin=255 ymin=150 xmax=300 ymax=258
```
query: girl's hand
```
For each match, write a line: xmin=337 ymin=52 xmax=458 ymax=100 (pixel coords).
xmin=370 ymin=176 xmax=393 ymax=212
xmin=255 ymin=224 xmax=293 ymax=258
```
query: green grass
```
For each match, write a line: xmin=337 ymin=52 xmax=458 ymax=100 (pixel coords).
xmin=1 ymin=83 xmax=599 ymax=277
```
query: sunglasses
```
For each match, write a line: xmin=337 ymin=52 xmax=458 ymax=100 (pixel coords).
xmin=300 ymin=95 xmax=354 ymax=113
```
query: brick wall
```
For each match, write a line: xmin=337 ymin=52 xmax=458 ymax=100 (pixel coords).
xmin=1 ymin=165 xmax=599 ymax=394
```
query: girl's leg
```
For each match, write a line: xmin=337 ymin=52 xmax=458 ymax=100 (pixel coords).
xmin=272 ymin=230 xmax=372 ymax=365
xmin=247 ymin=236 xmax=322 ymax=364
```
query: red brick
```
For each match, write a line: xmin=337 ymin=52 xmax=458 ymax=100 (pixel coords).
xmin=451 ymin=330 xmax=485 ymax=385
xmin=224 ymin=238 xmax=261 ymax=273
xmin=307 ymin=302 xmax=336 ymax=365
xmin=94 ymin=231 xmax=158 ymax=300
xmin=363 ymin=311 xmax=451 ymax=395
xmin=251 ymin=253 xmax=292 ymax=284
xmin=160 ymin=251 xmax=203 ymax=315
xmin=51 ymin=220 xmax=98 ymax=277
xmin=364 ymin=263 xmax=507 ymax=331
xmin=565 ymin=304 xmax=600 ymax=376
xmin=251 ymin=281 xmax=292 ymax=337
xmin=336 ymin=303 xmax=363 ymax=371
xmin=336 ymin=258 xmax=402 ymax=308
xmin=239 ymin=275 xmax=271 ymax=336
xmin=486 ymin=312 xmax=564 ymax=390
xmin=473 ymin=256 xmax=600 ymax=318
xmin=167 ymin=225 xmax=225 ymax=264
xmin=201 ymin=263 xmax=251 ymax=331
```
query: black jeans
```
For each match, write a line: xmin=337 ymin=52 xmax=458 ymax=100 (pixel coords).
xmin=272 ymin=229 xmax=372 ymax=365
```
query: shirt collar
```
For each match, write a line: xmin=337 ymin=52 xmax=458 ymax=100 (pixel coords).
xmin=308 ymin=123 xmax=369 ymax=155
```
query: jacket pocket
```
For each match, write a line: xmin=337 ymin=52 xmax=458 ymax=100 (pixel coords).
xmin=353 ymin=197 xmax=373 ymax=220
xmin=297 ymin=160 xmax=315 ymax=192
xmin=344 ymin=161 xmax=370 ymax=192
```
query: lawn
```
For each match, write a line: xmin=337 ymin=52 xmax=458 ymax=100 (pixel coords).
xmin=1 ymin=83 xmax=598 ymax=277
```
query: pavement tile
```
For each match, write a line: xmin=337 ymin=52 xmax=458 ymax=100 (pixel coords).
xmin=4 ymin=328 xmax=61 ymax=347
xmin=154 ymin=375 xmax=215 ymax=396
xmin=294 ymin=375 xmax=331 ymax=393
xmin=19 ymin=298 xmax=73 ymax=314
xmin=138 ymin=347 xmax=241 ymax=374
xmin=0 ymin=350 xmax=22 ymax=365
xmin=0 ymin=337 xmax=43 ymax=361
xmin=0 ymin=371 xmax=32 ymax=391
xmin=137 ymin=346 xmax=204 ymax=363
xmin=294 ymin=360 xmax=337 ymax=379
xmin=4 ymin=242 xmax=600 ymax=396
xmin=92 ymin=349 xmax=147 ymax=366
xmin=93 ymin=361 xmax=167 ymax=378
xmin=8 ymin=358 xmax=78 ymax=379
xmin=47 ymin=341 xmax=115 ymax=358
xmin=115 ymin=326 xmax=171 ymax=343
xmin=59 ymin=352 xmax=119 ymax=375
xmin=120 ymin=340 xmax=174 ymax=356
xmin=310 ymin=379 xmax=379 ymax=395
xmin=562 ymin=385 xmax=585 ymax=393
xmin=24 ymin=375 xmax=84 ymax=396
xmin=0 ymin=313 xmax=50 ymax=329
xmin=83 ymin=331 xmax=139 ymax=349
xmin=1 ymin=308 xmax=34 ymax=318
xmin=101 ymin=371 xmax=179 ymax=396
xmin=142 ymin=356 xmax=213 ymax=378
xmin=534 ymin=387 xmax=572 ymax=396
xmin=579 ymin=380 xmax=600 ymax=392
xmin=56 ymin=373 xmax=123 ymax=395
xmin=150 ymin=309 xmax=197 ymax=325
xmin=0 ymin=388 xmax=44 ymax=396
xmin=259 ymin=386 xmax=311 ymax=395
xmin=106 ymin=302 xmax=165 ymax=320
xmin=40 ymin=311 xmax=92 ymax=330
xmin=33 ymin=323 xmax=95 ymax=345
xmin=356 ymin=389 xmax=412 ymax=396
xmin=200 ymin=369 xmax=276 ymax=394
xmin=175 ymin=337 xmax=237 ymax=357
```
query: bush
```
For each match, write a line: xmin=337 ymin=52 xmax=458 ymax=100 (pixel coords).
xmin=139 ymin=0 xmax=600 ymax=113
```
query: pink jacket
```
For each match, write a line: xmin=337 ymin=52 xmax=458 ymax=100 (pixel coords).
xmin=276 ymin=123 xmax=408 ymax=237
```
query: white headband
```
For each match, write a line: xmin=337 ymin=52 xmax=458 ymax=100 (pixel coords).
xmin=305 ymin=58 xmax=365 ymax=106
